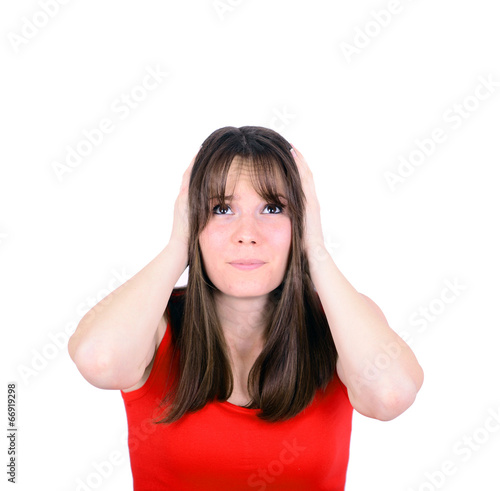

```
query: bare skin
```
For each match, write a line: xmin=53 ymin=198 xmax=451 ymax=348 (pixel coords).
xmin=199 ymin=158 xmax=291 ymax=405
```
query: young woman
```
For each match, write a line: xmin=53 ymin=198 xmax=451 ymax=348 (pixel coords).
xmin=68 ymin=126 xmax=424 ymax=490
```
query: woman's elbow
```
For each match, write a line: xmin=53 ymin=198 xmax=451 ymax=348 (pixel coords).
xmin=69 ymin=341 xmax=132 ymax=390
xmin=374 ymin=370 xmax=424 ymax=421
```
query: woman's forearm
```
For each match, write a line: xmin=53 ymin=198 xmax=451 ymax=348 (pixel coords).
xmin=68 ymin=239 xmax=188 ymax=389
xmin=307 ymin=242 xmax=424 ymax=420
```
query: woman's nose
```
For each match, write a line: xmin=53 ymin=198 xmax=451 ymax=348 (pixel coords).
xmin=232 ymin=214 xmax=261 ymax=243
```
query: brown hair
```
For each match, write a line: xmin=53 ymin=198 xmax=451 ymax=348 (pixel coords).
xmin=154 ymin=125 xmax=337 ymax=423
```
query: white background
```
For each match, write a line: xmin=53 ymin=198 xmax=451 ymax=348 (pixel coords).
xmin=2 ymin=1 xmax=499 ymax=490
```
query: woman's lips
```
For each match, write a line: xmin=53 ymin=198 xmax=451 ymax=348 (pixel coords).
xmin=229 ymin=262 xmax=265 ymax=270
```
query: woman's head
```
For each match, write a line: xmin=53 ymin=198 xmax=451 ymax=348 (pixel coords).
xmin=188 ymin=126 xmax=306 ymax=302
xmin=157 ymin=126 xmax=337 ymax=424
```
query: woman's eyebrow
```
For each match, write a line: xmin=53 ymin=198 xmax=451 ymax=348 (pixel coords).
xmin=209 ymin=194 xmax=235 ymax=200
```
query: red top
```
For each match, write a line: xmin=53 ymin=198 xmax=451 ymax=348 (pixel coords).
xmin=121 ymin=310 xmax=353 ymax=490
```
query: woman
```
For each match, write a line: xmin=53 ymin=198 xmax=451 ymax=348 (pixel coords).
xmin=68 ymin=126 xmax=424 ymax=490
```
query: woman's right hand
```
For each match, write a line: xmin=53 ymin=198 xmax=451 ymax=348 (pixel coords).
xmin=168 ymin=149 xmax=199 ymax=251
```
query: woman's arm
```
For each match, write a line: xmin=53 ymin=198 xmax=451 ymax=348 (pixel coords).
xmin=68 ymin=151 xmax=197 ymax=390
xmin=290 ymin=144 xmax=423 ymax=421
xmin=68 ymin=240 xmax=188 ymax=390
xmin=309 ymin=244 xmax=423 ymax=421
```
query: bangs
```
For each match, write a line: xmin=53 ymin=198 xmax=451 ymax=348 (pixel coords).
xmin=205 ymin=153 xmax=290 ymax=214
xmin=190 ymin=126 xmax=305 ymax=236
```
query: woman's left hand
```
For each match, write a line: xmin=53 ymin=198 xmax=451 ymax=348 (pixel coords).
xmin=290 ymin=144 xmax=326 ymax=254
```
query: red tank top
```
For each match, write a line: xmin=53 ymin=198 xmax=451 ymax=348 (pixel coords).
xmin=121 ymin=314 xmax=353 ymax=490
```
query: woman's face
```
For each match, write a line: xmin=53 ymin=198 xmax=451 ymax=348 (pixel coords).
xmin=198 ymin=158 xmax=292 ymax=300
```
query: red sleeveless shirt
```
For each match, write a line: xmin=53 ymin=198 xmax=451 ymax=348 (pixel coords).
xmin=121 ymin=307 xmax=353 ymax=490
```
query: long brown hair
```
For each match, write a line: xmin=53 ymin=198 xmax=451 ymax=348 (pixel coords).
xmin=154 ymin=126 xmax=337 ymax=424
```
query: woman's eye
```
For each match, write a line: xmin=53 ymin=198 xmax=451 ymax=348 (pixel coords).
xmin=263 ymin=204 xmax=284 ymax=214
xmin=212 ymin=203 xmax=284 ymax=215
xmin=212 ymin=204 xmax=232 ymax=215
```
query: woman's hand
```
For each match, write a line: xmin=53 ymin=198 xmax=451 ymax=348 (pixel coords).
xmin=291 ymin=144 xmax=424 ymax=421
xmin=168 ymin=149 xmax=199 ymax=251
xmin=290 ymin=144 xmax=326 ymax=256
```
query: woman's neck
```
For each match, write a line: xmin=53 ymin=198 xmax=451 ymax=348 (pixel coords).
xmin=214 ymin=292 xmax=269 ymax=360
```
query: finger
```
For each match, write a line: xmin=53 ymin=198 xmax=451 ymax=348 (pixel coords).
xmin=290 ymin=145 xmax=307 ymax=168
xmin=290 ymin=144 xmax=305 ymax=166
xmin=190 ymin=148 xmax=200 ymax=165
xmin=290 ymin=143 xmax=301 ymax=156
xmin=184 ymin=149 xmax=199 ymax=175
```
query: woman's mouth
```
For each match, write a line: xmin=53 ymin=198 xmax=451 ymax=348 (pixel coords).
xmin=229 ymin=261 xmax=265 ymax=271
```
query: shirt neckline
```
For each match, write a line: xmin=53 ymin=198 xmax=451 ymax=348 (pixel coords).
xmin=220 ymin=400 xmax=260 ymax=413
